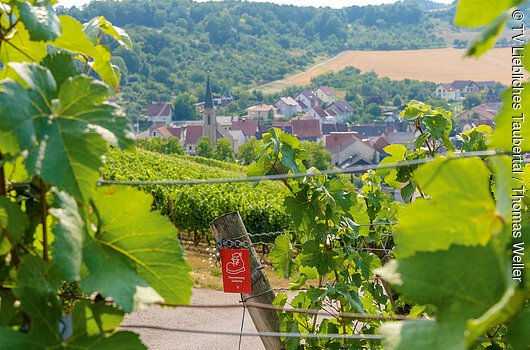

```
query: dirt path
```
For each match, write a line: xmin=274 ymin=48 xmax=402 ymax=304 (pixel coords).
xmin=256 ymin=47 xmax=511 ymax=94
xmin=122 ymin=288 xmax=267 ymax=350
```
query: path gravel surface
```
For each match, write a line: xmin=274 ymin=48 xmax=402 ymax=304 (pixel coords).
xmin=122 ymin=288 xmax=267 ymax=350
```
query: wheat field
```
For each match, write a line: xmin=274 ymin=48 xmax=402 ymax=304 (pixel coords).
xmin=257 ymin=47 xmax=511 ymax=94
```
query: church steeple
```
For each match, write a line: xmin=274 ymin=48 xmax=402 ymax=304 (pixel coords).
xmin=204 ymin=74 xmax=214 ymax=110
xmin=203 ymin=73 xmax=217 ymax=143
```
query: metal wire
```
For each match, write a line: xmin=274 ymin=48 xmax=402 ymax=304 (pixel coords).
xmin=98 ymin=150 xmax=506 ymax=186
xmin=120 ymin=324 xmax=385 ymax=340
xmin=155 ymin=301 xmax=416 ymax=321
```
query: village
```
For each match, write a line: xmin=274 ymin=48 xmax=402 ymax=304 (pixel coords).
xmin=136 ymin=76 xmax=503 ymax=168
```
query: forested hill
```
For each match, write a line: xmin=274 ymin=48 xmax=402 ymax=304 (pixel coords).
xmin=59 ymin=0 xmax=455 ymax=121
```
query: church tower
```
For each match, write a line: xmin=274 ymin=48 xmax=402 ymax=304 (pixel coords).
xmin=203 ymin=74 xmax=217 ymax=143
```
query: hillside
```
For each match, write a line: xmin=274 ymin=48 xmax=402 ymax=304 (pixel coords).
xmin=256 ymin=47 xmax=511 ymax=94
xmin=102 ymin=148 xmax=291 ymax=237
xmin=60 ymin=0 xmax=460 ymax=121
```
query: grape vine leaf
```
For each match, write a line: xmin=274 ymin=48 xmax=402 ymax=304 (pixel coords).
xmin=299 ymin=240 xmax=339 ymax=276
xmin=12 ymin=256 xmax=63 ymax=346
xmin=455 ymin=0 xmax=520 ymax=27
xmin=80 ymin=237 xmax=152 ymax=313
xmin=48 ymin=190 xmax=84 ymax=284
xmin=269 ymin=234 xmax=296 ymax=278
xmin=377 ymin=244 xmax=506 ymax=349
xmin=42 ymin=52 xmax=80 ymax=87
xmin=467 ymin=14 xmax=507 ymax=58
xmin=67 ymin=300 xmax=146 ymax=349
xmin=382 ymin=320 xmax=465 ymax=350
xmin=394 ymin=157 xmax=501 ymax=258
xmin=0 ymin=22 xmax=47 ymax=80
xmin=52 ymin=16 xmax=121 ymax=87
xmin=8 ymin=62 xmax=133 ymax=203
xmin=489 ymin=83 xmax=530 ymax=152
xmin=83 ymin=16 xmax=133 ymax=50
xmin=84 ymin=186 xmax=192 ymax=311
xmin=507 ymin=307 xmax=530 ymax=350
xmin=16 ymin=1 xmax=61 ymax=42
xmin=0 ymin=80 xmax=36 ymax=156
xmin=0 ymin=197 xmax=29 ymax=253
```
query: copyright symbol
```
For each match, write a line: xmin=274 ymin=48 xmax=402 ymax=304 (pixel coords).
xmin=513 ymin=10 xmax=524 ymax=21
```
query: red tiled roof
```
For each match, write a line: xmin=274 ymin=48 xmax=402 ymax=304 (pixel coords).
xmin=291 ymin=118 xmax=321 ymax=138
xmin=167 ymin=127 xmax=182 ymax=138
xmin=185 ymin=125 xmax=203 ymax=145
xmin=273 ymin=121 xmax=291 ymax=127
xmin=315 ymin=86 xmax=335 ymax=96
xmin=149 ymin=122 xmax=166 ymax=131
xmin=147 ymin=103 xmax=173 ymax=117
xmin=231 ymin=120 xmax=258 ymax=137
xmin=325 ymin=133 xmax=357 ymax=151
xmin=311 ymin=106 xmax=329 ymax=118
xmin=372 ymin=135 xmax=391 ymax=152
xmin=440 ymin=83 xmax=455 ymax=91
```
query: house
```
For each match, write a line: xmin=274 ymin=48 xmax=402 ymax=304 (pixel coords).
xmin=451 ymin=80 xmax=481 ymax=97
xmin=326 ymin=101 xmax=355 ymax=122
xmin=325 ymin=132 xmax=380 ymax=167
xmin=146 ymin=103 xmax=173 ymax=124
xmin=456 ymin=103 xmax=500 ymax=131
xmin=294 ymin=91 xmax=322 ymax=112
xmin=216 ymin=116 xmax=237 ymax=132
xmin=291 ymin=116 xmax=322 ymax=142
xmin=182 ymin=124 xmax=203 ymax=155
xmin=435 ymin=83 xmax=461 ymax=101
xmin=271 ymin=121 xmax=293 ymax=135
xmin=274 ymin=97 xmax=300 ymax=118
xmin=322 ymin=123 xmax=349 ymax=135
xmin=307 ymin=106 xmax=333 ymax=123
xmin=350 ymin=124 xmax=388 ymax=137
xmin=221 ymin=87 xmax=234 ymax=106
xmin=230 ymin=120 xmax=259 ymax=139
xmin=313 ymin=86 xmax=336 ymax=104
xmin=245 ymin=104 xmax=278 ymax=120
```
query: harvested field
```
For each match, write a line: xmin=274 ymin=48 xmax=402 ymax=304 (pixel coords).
xmin=257 ymin=48 xmax=511 ymax=94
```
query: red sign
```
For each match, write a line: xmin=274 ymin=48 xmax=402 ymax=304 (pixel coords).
xmin=221 ymin=249 xmax=252 ymax=294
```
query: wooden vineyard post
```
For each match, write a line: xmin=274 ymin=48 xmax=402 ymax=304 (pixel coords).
xmin=210 ymin=212 xmax=283 ymax=350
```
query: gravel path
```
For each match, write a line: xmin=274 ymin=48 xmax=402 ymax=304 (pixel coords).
xmin=122 ymin=288 xmax=266 ymax=350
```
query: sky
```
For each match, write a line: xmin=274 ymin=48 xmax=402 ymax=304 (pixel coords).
xmin=58 ymin=0 xmax=454 ymax=9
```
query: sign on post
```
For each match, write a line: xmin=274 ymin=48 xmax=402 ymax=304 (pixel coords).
xmin=221 ymin=249 xmax=252 ymax=294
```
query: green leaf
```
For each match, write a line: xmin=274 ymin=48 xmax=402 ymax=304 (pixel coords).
xmin=42 ymin=52 xmax=80 ymax=87
xmin=13 ymin=256 xmax=63 ymax=345
xmin=90 ymin=186 xmax=193 ymax=308
xmin=48 ymin=190 xmax=84 ymax=283
xmin=0 ymin=22 xmax=47 ymax=79
xmin=467 ymin=15 xmax=507 ymax=58
xmin=0 ymin=80 xmax=36 ymax=156
xmin=394 ymin=157 xmax=501 ymax=258
xmin=299 ymin=240 xmax=338 ymax=275
xmin=83 ymin=16 xmax=133 ymax=50
xmin=377 ymin=244 xmax=506 ymax=321
xmin=423 ymin=112 xmax=451 ymax=141
xmin=68 ymin=331 xmax=147 ymax=349
xmin=8 ymin=63 xmax=133 ymax=202
xmin=507 ymin=307 xmax=530 ymax=350
xmin=490 ymin=83 xmax=530 ymax=152
xmin=455 ymin=0 xmax=517 ymax=27
xmin=0 ymin=197 xmax=29 ymax=251
xmin=72 ymin=301 xmax=124 ymax=337
xmin=52 ymin=16 xmax=122 ymax=87
xmin=269 ymin=234 xmax=296 ymax=278
xmin=381 ymin=320 xmax=465 ymax=350
xmin=81 ymin=237 xmax=151 ymax=313
xmin=16 ymin=1 xmax=61 ymax=42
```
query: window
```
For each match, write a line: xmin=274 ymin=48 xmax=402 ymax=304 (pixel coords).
xmin=207 ymin=115 xmax=211 ymax=125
